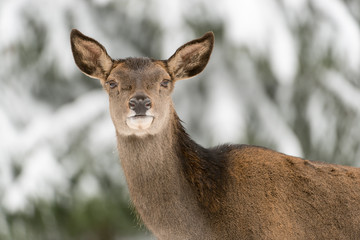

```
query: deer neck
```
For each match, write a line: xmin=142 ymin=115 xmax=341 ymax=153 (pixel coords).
xmin=116 ymin=109 xmax=213 ymax=238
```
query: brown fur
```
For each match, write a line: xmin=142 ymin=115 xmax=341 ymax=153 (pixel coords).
xmin=71 ymin=29 xmax=360 ymax=239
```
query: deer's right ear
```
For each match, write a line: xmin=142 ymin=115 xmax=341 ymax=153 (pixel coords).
xmin=70 ymin=29 xmax=113 ymax=80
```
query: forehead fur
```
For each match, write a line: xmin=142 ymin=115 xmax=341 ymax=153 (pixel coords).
xmin=121 ymin=57 xmax=153 ymax=70
xmin=110 ymin=57 xmax=169 ymax=82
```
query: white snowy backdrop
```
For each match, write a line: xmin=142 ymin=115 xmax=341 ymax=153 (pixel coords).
xmin=1 ymin=0 xmax=360 ymax=239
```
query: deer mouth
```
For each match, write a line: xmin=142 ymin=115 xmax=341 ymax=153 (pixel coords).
xmin=126 ymin=115 xmax=154 ymax=130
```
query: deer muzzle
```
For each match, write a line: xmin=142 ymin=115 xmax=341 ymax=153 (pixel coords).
xmin=126 ymin=95 xmax=154 ymax=130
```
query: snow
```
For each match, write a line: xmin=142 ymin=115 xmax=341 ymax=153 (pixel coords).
xmin=215 ymin=0 xmax=299 ymax=84
xmin=3 ymin=147 xmax=66 ymax=212
xmin=312 ymin=0 xmax=360 ymax=72
xmin=0 ymin=90 xmax=110 ymax=212
xmin=0 ymin=0 xmax=27 ymax=48
xmin=77 ymin=173 xmax=101 ymax=198
xmin=324 ymin=70 xmax=360 ymax=113
xmin=205 ymin=69 xmax=246 ymax=144
xmin=306 ymin=90 xmax=337 ymax=156
xmin=269 ymin=25 xmax=298 ymax=85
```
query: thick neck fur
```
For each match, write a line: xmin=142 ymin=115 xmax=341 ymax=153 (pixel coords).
xmin=116 ymin=108 xmax=222 ymax=239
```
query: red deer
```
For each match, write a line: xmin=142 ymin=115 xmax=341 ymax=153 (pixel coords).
xmin=70 ymin=29 xmax=360 ymax=239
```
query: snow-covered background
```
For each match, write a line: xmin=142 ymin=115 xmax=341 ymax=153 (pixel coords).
xmin=1 ymin=0 xmax=360 ymax=239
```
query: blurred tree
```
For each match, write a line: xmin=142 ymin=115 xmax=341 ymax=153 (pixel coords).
xmin=0 ymin=0 xmax=360 ymax=239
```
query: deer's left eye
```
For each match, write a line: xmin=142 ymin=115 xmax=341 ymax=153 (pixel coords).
xmin=160 ymin=79 xmax=170 ymax=88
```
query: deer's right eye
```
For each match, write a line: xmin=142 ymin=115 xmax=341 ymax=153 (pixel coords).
xmin=107 ymin=81 xmax=118 ymax=89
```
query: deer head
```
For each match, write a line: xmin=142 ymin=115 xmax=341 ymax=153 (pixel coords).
xmin=70 ymin=29 xmax=214 ymax=137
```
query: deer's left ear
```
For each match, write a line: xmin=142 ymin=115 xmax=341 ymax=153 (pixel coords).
xmin=167 ymin=32 xmax=214 ymax=81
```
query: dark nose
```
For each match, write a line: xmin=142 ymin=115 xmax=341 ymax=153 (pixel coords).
xmin=129 ymin=95 xmax=152 ymax=116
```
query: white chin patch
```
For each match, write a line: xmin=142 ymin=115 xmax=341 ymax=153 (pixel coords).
xmin=126 ymin=116 xmax=154 ymax=130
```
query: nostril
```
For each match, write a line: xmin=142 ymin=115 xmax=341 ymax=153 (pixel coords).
xmin=129 ymin=95 xmax=151 ymax=114
xmin=129 ymin=99 xmax=137 ymax=110
xmin=144 ymin=98 xmax=152 ymax=109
